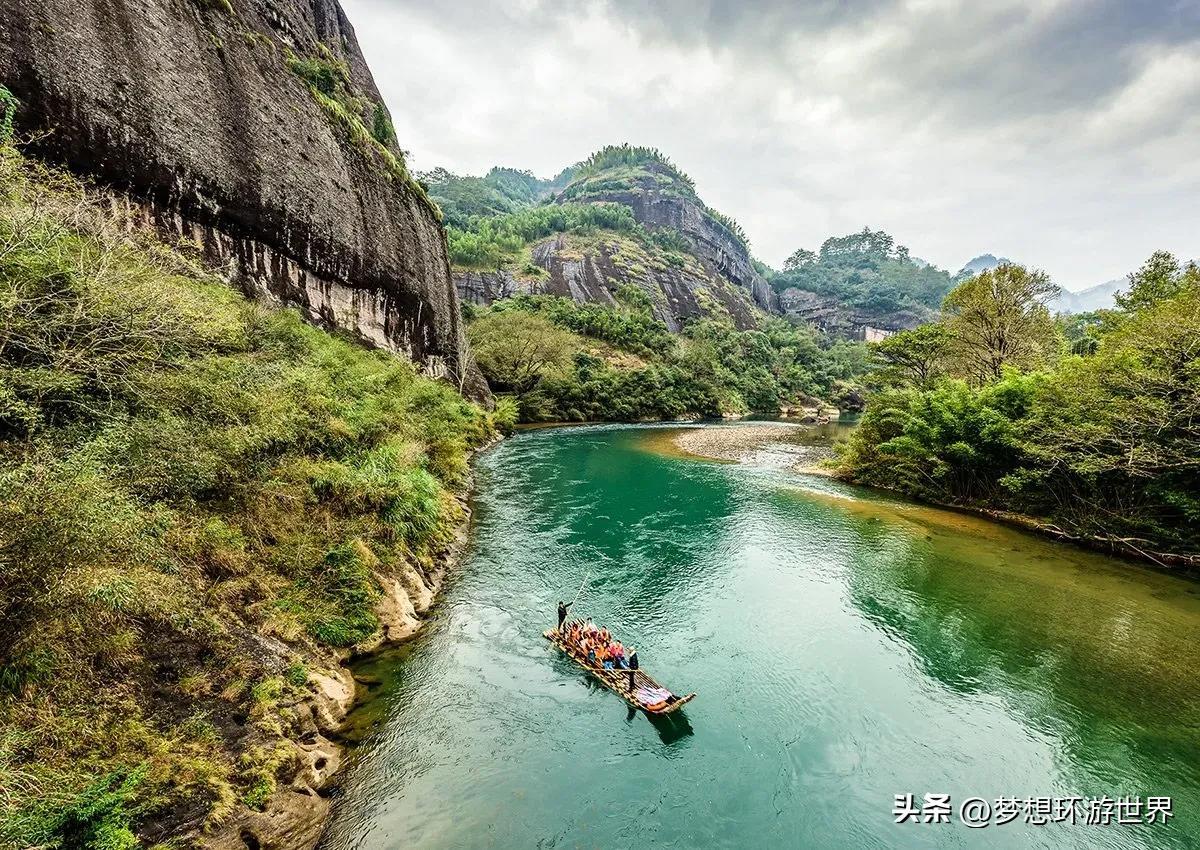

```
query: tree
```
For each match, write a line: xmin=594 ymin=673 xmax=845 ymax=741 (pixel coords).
xmin=942 ymin=263 xmax=1061 ymax=384
xmin=1010 ymin=281 xmax=1200 ymax=556
xmin=467 ymin=310 xmax=576 ymax=394
xmin=1115 ymin=250 xmax=1200 ymax=313
xmin=819 ymin=227 xmax=897 ymax=263
xmin=783 ymin=248 xmax=816 ymax=271
xmin=871 ymin=323 xmax=952 ymax=387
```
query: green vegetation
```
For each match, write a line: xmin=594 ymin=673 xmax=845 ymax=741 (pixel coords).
xmin=286 ymin=48 xmax=439 ymax=220
xmin=195 ymin=0 xmax=234 ymax=14
xmin=0 ymin=145 xmax=497 ymax=844
xmin=574 ymin=144 xmax=696 ymax=191
xmin=941 ymin=263 xmax=1059 ymax=382
xmin=447 ymin=203 xmax=642 ymax=269
xmin=468 ymin=294 xmax=868 ymax=422
xmin=0 ymin=86 xmax=16 ymax=143
xmin=421 ymin=166 xmax=573 ymax=229
xmin=369 ymin=103 xmax=395 ymax=147
xmin=837 ymin=255 xmax=1200 ymax=564
xmin=559 ymin=144 xmax=750 ymax=251
xmin=771 ymin=228 xmax=955 ymax=319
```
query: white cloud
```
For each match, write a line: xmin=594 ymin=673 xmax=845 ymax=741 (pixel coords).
xmin=345 ymin=0 xmax=1200 ymax=290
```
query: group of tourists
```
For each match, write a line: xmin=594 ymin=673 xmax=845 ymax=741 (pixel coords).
xmin=557 ymin=601 xmax=638 ymax=689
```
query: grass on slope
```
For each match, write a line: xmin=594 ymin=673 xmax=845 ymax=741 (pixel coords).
xmin=0 ymin=141 xmax=503 ymax=848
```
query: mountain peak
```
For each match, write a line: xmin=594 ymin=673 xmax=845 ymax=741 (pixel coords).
xmin=956 ymin=253 xmax=1012 ymax=278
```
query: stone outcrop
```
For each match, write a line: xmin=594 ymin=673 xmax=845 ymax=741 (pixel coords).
xmin=457 ymin=232 xmax=764 ymax=330
xmin=778 ymin=286 xmax=929 ymax=338
xmin=201 ymin=489 xmax=481 ymax=850
xmin=0 ymin=0 xmax=487 ymax=399
xmin=454 ymin=160 xmax=777 ymax=329
xmin=571 ymin=168 xmax=777 ymax=309
xmin=559 ymin=163 xmax=778 ymax=314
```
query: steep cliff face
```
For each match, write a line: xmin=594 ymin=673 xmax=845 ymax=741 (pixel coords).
xmin=443 ymin=150 xmax=777 ymax=329
xmin=560 ymin=163 xmax=777 ymax=313
xmin=0 ymin=0 xmax=487 ymax=398
xmin=458 ymin=231 xmax=764 ymax=330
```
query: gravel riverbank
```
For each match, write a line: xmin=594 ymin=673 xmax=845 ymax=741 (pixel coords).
xmin=672 ymin=424 xmax=837 ymax=474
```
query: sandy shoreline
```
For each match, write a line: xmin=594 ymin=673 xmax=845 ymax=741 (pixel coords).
xmin=670 ymin=423 xmax=837 ymax=474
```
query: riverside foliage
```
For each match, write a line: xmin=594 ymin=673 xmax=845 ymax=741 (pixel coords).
xmin=0 ymin=144 xmax=499 ymax=844
xmin=837 ymin=257 xmax=1200 ymax=564
xmin=467 ymin=291 xmax=868 ymax=422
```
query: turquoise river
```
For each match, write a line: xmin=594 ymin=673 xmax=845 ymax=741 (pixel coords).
xmin=319 ymin=424 xmax=1200 ymax=849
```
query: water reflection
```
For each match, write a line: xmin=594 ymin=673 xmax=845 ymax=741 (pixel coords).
xmin=642 ymin=709 xmax=695 ymax=746
xmin=825 ymin=491 xmax=1200 ymax=845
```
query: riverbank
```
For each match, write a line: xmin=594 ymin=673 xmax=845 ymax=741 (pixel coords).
xmin=0 ymin=144 xmax=511 ymax=850
xmin=659 ymin=422 xmax=1199 ymax=573
xmin=666 ymin=422 xmax=839 ymax=474
xmin=216 ymin=433 xmax=504 ymax=850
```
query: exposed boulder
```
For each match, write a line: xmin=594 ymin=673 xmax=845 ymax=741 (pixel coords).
xmin=0 ymin=0 xmax=488 ymax=399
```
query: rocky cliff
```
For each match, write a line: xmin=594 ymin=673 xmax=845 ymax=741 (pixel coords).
xmin=443 ymin=149 xmax=777 ymax=330
xmin=457 ymin=230 xmax=766 ymax=331
xmin=559 ymin=162 xmax=777 ymax=313
xmin=0 ymin=0 xmax=487 ymax=398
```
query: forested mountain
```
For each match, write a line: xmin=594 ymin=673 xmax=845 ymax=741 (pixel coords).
xmin=435 ymin=149 xmax=997 ymax=339
xmin=444 ymin=144 xmax=775 ymax=331
xmin=767 ymin=228 xmax=957 ymax=332
xmin=433 ymin=145 xmax=871 ymax=421
xmin=420 ymin=166 xmax=574 ymax=228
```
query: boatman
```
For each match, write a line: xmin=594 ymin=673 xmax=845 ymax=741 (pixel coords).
xmin=557 ymin=600 xmax=573 ymax=634
xmin=627 ymin=648 xmax=638 ymax=691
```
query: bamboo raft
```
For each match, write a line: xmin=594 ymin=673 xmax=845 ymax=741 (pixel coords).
xmin=544 ymin=629 xmax=696 ymax=715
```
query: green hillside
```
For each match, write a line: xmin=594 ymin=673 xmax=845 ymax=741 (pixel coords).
xmin=0 ymin=143 xmax=505 ymax=846
xmin=769 ymin=227 xmax=956 ymax=325
xmin=466 ymin=293 xmax=867 ymax=422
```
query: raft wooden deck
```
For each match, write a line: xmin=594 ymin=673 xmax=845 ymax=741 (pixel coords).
xmin=544 ymin=629 xmax=696 ymax=715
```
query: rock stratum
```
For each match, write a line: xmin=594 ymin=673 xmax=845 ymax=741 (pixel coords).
xmin=0 ymin=0 xmax=487 ymax=398
xmin=445 ymin=153 xmax=777 ymax=331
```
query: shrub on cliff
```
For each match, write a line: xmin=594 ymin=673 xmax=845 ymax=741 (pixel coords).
xmin=0 ymin=144 xmax=497 ymax=844
xmin=447 ymin=202 xmax=642 ymax=269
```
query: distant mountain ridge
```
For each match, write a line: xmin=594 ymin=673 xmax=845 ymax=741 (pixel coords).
xmin=1055 ymin=278 xmax=1125 ymax=312
xmin=955 ymin=253 xmax=1012 ymax=279
xmin=956 ymin=253 xmax=1125 ymax=313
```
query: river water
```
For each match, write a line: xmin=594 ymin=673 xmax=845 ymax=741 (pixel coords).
xmin=319 ymin=425 xmax=1200 ymax=849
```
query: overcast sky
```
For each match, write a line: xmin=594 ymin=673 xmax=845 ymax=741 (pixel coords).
xmin=344 ymin=0 xmax=1198 ymax=290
